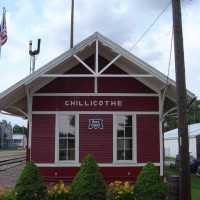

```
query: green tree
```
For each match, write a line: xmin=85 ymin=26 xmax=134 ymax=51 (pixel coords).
xmin=134 ymin=162 xmax=167 ymax=200
xmin=14 ymin=161 xmax=47 ymax=200
xmin=163 ymin=116 xmax=177 ymax=132
xmin=13 ymin=124 xmax=27 ymax=135
xmin=164 ymin=99 xmax=200 ymax=132
xmin=187 ymin=99 xmax=200 ymax=125
xmin=69 ymin=154 xmax=107 ymax=200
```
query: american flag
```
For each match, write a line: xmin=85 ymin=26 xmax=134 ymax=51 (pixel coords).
xmin=0 ymin=8 xmax=7 ymax=46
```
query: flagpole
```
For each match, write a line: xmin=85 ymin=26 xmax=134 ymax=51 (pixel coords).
xmin=0 ymin=7 xmax=8 ymax=60
xmin=0 ymin=8 xmax=2 ymax=59
xmin=70 ymin=0 xmax=74 ymax=49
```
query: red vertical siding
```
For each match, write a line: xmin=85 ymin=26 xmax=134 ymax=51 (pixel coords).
xmin=39 ymin=166 xmax=151 ymax=184
xmin=98 ymin=77 xmax=155 ymax=93
xmin=37 ymin=55 xmax=95 ymax=93
xmin=31 ymin=114 xmax=55 ymax=163
xmin=137 ymin=114 xmax=160 ymax=163
xmin=39 ymin=167 xmax=80 ymax=183
xmin=36 ymin=54 xmax=155 ymax=94
xmin=99 ymin=166 xmax=144 ymax=183
xmin=36 ymin=77 xmax=94 ymax=93
xmin=37 ymin=77 xmax=155 ymax=94
xmin=67 ymin=54 xmax=95 ymax=72
xmin=79 ymin=114 xmax=113 ymax=163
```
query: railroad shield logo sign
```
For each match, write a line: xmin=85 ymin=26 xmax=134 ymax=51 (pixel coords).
xmin=88 ymin=119 xmax=103 ymax=129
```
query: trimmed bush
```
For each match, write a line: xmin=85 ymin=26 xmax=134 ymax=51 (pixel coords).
xmin=14 ymin=160 xmax=47 ymax=200
xmin=69 ymin=154 xmax=107 ymax=200
xmin=134 ymin=162 xmax=167 ymax=200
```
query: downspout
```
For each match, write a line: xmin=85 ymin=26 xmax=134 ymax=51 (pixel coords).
xmin=159 ymin=92 xmax=164 ymax=178
xmin=26 ymin=86 xmax=32 ymax=161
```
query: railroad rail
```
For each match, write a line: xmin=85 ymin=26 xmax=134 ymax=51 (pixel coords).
xmin=0 ymin=153 xmax=26 ymax=171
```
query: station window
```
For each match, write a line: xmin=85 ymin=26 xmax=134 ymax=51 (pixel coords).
xmin=58 ymin=115 xmax=76 ymax=161
xmin=116 ymin=115 xmax=133 ymax=161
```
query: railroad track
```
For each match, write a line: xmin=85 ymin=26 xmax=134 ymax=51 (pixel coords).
xmin=0 ymin=155 xmax=26 ymax=171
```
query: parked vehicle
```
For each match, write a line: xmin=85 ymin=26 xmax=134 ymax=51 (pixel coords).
xmin=190 ymin=159 xmax=200 ymax=173
xmin=196 ymin=165 xmax=200 ymax=176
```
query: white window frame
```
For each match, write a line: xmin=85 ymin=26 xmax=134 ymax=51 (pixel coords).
xmin=113 ymin=113 xmax=137 ymax=164
xmin=55 ymin=113 xmax=79 ymax=164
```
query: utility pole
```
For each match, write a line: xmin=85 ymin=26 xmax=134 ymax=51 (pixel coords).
xmin=70 ymin=0 xmax=74 ymax=48
xmin=172 ymin=0 xmax=191 ymax=199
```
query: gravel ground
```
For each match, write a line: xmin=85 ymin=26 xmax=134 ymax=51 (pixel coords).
xmin=0 ymin=163 xmax=25 ymax=188
xmin=0 ymin=150 xmax=26 ymax=188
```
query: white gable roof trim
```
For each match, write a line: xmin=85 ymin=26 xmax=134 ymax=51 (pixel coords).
xmin=0 ymin=32 xmax=195 ymax=118
xmin=0 ymin=32 xmax=195 ymax=98
xmin=0 ymin=33 xmax=98 ymax=99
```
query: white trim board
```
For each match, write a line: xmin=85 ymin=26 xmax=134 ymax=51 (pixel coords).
xmin=33 ymin=93 xmax=159 ymax=97
xmin=32 ymin=111 xmax=160 ymax=115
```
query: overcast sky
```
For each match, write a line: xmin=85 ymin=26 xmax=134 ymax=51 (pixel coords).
xmin=0 ymin=0 xmax=199 ymax=127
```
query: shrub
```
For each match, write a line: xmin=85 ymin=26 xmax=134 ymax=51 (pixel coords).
xmin=48 ymin=180 xmax=70 ymax=200
xmin=0 ymin=193 xmax=15 ymax=200
xmin=69 ymin=154 xmax=107 ymax=200
xmin=107 ymin=180 xmax=134 ymax=200
xmin=134 ymin=162 xmax=167 ymax=200
xmin=14 ymin=160 xmax=47 ymax=200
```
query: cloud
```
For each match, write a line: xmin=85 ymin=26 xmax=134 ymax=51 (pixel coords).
xmin=0 ymin=0 xmax=200 ymax=126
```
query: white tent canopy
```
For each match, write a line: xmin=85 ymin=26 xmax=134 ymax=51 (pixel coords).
xmin=164 ymin=123 xmax=200 ymax=158
xmin=165 ymin=123 xmax=200 ymax=139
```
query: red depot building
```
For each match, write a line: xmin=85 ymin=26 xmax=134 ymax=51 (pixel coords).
xmin=0 ymin=32 xmax=195 ymax=183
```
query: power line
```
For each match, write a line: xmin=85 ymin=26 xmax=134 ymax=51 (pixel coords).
xmin=161 ymin=26 xmax=174 ymax=118
xmin=129 ymin=1 xmax=172 ymax=51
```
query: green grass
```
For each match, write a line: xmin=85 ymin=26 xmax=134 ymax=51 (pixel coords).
xmin=165 ymin=166 xmax=200 ymax=200
xmin=0 ymin=148 xmax=25 ymax=152
xmin=165 ymin=157 xmax=176 ymax=162
xmin=191 ymin=174 xmax=200 ymax=200
xmin=165 ymin=165 xmax=178 ymax=176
